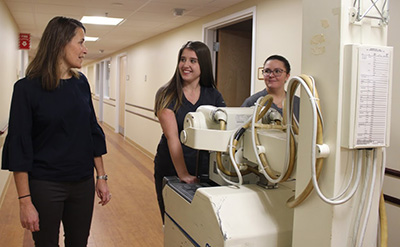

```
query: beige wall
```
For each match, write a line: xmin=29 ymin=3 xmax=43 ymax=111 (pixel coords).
xmin=385 ymin=0 xmax=400 ymax=246
xmin=0 ymin=0 xmax=20 ymax=206
xmin=253 ymin=0 xmax=302 ymax=92
xmin=0 ymin=0 xmax=398 ymax=244
xmin=0 ymin=1 xmax=20 ymax=128
xmin=83 ymin=0 xmax=303 ymax=156
xmin=102 ymin=99 xmax=116 ymax=129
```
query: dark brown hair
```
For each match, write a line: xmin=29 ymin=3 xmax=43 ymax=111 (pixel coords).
xmin=26 ymin=16 xmax=86 ymax=91
xmin=264 ymin=54 xmax=291 ymax=74
xmin=154 ymin=41 xmax=216 ymax=116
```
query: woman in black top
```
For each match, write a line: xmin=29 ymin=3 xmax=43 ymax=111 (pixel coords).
xmin=154 ymin=41 xmax=225 ymax=222
xmin=241 ymin=55 xmax=300 ymax=121
xmin=1 ymin=16 xmax=111 ymax=246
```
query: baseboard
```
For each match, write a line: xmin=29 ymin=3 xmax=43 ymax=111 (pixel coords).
xmin=125 ymin=137 xmax=155 ymax=160
xmin=100 ymin=121 xmax=115 ymax=132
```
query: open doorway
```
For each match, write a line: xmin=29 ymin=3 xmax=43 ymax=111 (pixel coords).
xmin=203 ymin=7 xmax=256 ymax=107
xmin=215 ymin=19 xmax=252 ymax=106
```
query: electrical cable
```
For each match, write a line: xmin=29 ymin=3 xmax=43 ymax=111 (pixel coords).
xmin=250 ymin=96 xmax=283 ymax=183
xmin=282 ymin=77 xmax=300 ymax=184
xmin=215 ymin=120 xmax=252 ymax=177
xmin=216 ymin=74 xmax=327 ymax=207
xmin=352 ymin=149 xmax=371 ymax=247
xmin=330 ymin=150 xmax=361 ymax=201
xmin=379 ymin=192 xmax=388 ymax=247
xmin=379 ymin=148 xmax=388 ymax=247
xmin=312 ymin=148 xmax=362 ymax=205
xmin=286 ymin=75 xmax=325 ymax=208
xmin=216 ymin=92 xmax=293 ymax=185
xmin=215 ymin=119 xmax=244 ymax=187
xmin=357 ymin=149 xmax=378 ymax=247
xmin=248 ymin=93 xmax=299 ymax=184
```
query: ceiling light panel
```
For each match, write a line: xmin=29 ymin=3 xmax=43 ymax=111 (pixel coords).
xmin=80 ymin=16 xmax=124 ymax=25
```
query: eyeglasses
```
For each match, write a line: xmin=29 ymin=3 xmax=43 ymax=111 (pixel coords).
xmin=262 ymin=68 xmax=286 ymax=77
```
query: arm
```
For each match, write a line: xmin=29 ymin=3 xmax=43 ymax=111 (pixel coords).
xmin=94 ymin=156 xmax=111 ymax=206
xmin=7 ymin=81 xmax=39 ymax=232
xmin=13 ymin=172 xmax=40 ymax=232
xmin=158 ymin=108 xmax=197 ymax=184
xmin=84 ymin=76 xmax=110 ymax=205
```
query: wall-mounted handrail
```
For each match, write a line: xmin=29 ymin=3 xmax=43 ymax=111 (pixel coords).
xmin=386 ymin=168 xmax=400 ymax=179
xmin=125 ymin=103 xmax=154 ymax=113
xmin=384 ymin=194 xmax=400 ymax=207
xmin=385 ymin=168 xmax=400 ymax=207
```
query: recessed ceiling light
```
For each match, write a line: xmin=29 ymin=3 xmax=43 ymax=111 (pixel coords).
xmin=173 ymin=8 xmax=185 ymax=16
xmin=112 ymin=2 xmax=124 ymax=7
xmin=85 ymin=36 xmax=99 ymax=42
xmin=80 ymin=16 xmax=124 ymax=26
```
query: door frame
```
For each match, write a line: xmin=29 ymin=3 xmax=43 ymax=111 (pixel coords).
xmin=116 ymin=52 xmax=128 ymax=134
xmin=202 ymin=6 xmax=256 ymax=94
xmin=95 ymin=58 xmax=111 ymax=123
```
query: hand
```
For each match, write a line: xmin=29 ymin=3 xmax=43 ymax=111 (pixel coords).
xmin=96 ymin=179 xmax=111 ymax=206
xmin=19 ymin=199 xmax=40 ymax=232
xmin=179 ymin=174 xmax=198 ymax=184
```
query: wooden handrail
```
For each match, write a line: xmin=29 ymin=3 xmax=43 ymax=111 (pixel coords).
xmin=386 ymin=168 xmax=400 ymax=179
xmin=125 ymin=103 xmax=154 ymax=113
xmin=384 ymin=194 xmax=400 ymax=207
xmin=125 ymin=109 xmax=158 ymax=123
xmin=384 ymin=168 xmax=400 ymax=207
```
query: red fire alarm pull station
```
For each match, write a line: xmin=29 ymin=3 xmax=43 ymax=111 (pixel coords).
xmin=19 ymin=33 xmax=30 ymax=50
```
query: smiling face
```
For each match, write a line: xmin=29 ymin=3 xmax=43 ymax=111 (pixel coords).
xmin=178 ymin=48 xmax=201 ymax=85
xmin=61 ymin=27 xmax=87 ymax=70
xmin=263 ymin=59 xmax=290 ymax=92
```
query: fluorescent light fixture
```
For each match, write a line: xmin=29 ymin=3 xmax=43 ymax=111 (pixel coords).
xmin=80 ymin=16 xmax=124 ymax=26
xmin=85 ymin=36 xmax=99 ymax=42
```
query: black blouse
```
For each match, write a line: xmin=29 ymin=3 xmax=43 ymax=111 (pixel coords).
xmin=1 ymin=73 xmax=106 ymax=182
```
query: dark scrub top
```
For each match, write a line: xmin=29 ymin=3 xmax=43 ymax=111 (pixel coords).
xmin=241 ymin=88 xmax=300 ymax=120
xmin=154 ymin=86 xmax=226 ymax=177
xmin=1 ymin=73 xmax=107 ymax=182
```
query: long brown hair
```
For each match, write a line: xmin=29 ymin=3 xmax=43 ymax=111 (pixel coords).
xmin=154 ymin=41 xmax=216 ymax=116
xmin=26 ymin=16 xmax=86 ymax=91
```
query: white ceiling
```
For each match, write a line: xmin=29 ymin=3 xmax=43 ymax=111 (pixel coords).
xmin=5 ymin=0 xmax=245 ymax=64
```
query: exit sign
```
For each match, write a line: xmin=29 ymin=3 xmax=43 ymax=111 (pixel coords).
xmin=19 ymin=33 xmax=30 ymax=50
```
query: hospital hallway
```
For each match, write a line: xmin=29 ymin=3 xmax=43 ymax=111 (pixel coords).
xmin=0 ymin=124 xmax=164 ymax=246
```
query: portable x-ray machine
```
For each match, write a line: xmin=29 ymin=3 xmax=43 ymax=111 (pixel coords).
xmin=163 ymin=45 xmax=393 ymax=247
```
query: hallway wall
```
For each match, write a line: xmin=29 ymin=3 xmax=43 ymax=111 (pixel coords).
xmin=82 ymin=0 xmax=303 ymax=157
xmin=82 ymin=1 xmax=400 ymax=245
xmin=0 ymin=0 xmax=398 ymax=245
xmin=0 ymin=1 xmax=20 ymax=129
xmin=0 ymin=0 xmax=22 ymax=206
xmin=385 ymin=0 xmax=400 ymax=246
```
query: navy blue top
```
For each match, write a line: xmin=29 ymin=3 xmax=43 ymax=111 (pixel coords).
xmin=1 ymin=73 xmax=107 ymax=182
xmin=154 ymin=86 xmax=225 ymax=177
xmin=241 ymin=88 xmax=300 ymax=120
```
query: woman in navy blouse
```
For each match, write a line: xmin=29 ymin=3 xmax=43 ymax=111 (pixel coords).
xmin=1 ymin=16 xmax=111 ymax=246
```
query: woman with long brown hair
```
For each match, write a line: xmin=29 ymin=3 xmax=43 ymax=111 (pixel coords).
xmin=154 ymin=41 xmax=225 ymax=222
xmin=2 ymin=16 xmax=111 ymax=246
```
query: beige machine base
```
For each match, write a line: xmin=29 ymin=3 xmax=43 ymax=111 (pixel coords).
xmin=164 ymin=182 xmax=295 ymax=247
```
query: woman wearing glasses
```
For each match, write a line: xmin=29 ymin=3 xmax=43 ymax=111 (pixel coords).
xmin=241 ymin=55 xmax=300 ymax=120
